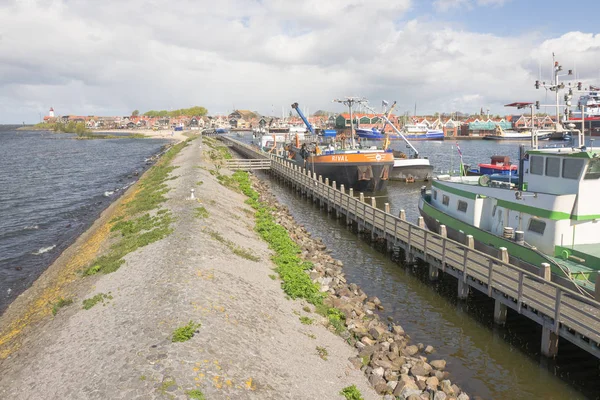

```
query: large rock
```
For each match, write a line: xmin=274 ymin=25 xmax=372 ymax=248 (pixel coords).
xmin=424 ymin=345 xmax=435 ymax=354
xmin=440 ymin=380 xmax=455 ymax=396
xmin=434 ymin=391 xmax=448 ymax=400
xmin=374 ymin=382 xmax=391 ymax=395
xmin=457 ymin=393 xmax=470 ymax=400
xmin=372 ymin=367 xmax=385 ymax=377
xmin=402 ymin=345 xmax=419 ymax=357
xmin=410 ymin=362 xmax=433 ymax=377
xmin=369 ymin=374 xmax=386 ymax=387
xmin=393 ymin=374 xmax=419 ymax=397
xmin=392 ymin=325 xmax=406 ymax=336
xmin=361 ymin=336 xmax=376 ymax=346
xmin=426 ymin=376 xmax=439 ymax=389
xmin=369 ymin=325 xmax=387 ymax=340
xmin=430 ymin=359 xmax=447 ymax=370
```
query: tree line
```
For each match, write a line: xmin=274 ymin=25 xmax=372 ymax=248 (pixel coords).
xmin=136 ymin=106 xmax=208 ymax=118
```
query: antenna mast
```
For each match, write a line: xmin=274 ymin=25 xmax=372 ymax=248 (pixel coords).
xmin=332 ymin=97 xmax=367 ymax=149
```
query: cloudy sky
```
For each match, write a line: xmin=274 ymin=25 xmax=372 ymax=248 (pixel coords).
xmin=1 ymin=0 xmax=599 ymax=123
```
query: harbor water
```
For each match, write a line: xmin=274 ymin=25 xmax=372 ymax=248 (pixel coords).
xmin=245 ymin=133 xmax=600 ymax=400
xmin=0 ymin=127 xmax=170 ymax=315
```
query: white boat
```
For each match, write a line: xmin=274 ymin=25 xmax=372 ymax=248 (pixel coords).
xmin=418 ymin=138 xmax=600 ymax=293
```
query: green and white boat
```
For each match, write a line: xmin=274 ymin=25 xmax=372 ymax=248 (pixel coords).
xmin=419 ymin=142 xmax=600 ymax=293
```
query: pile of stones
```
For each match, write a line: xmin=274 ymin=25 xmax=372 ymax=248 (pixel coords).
xmin=254 ymin=179 xmax=471 ymax=400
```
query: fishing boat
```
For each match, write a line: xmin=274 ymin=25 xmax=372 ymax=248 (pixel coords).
xmin=418 ymin=128 xmax=600 ymax=293
xmin=360 ymin=101 xmax=433 ymax=182
xmin=402 ymin=124 xmax=445 ymax=140
xmin=466 ymin=155 xmax=518 ymax=176
xmin=287 ymin=100 xmax=394 ymax=192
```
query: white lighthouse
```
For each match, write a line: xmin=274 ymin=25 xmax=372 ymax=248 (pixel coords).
xmin=49 ymin=107 xmax=55 ymax=118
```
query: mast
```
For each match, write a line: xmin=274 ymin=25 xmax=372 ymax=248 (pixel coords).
xmin=333 ymin=97 xmax=367 ymax=149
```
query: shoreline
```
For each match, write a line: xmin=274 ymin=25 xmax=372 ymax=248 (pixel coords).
xmin=0 ymin=134 xmax=469 ymax=399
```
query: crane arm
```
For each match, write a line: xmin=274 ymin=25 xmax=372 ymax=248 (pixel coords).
xmin=291 ymin=102 xmax=315 ymax=135
xmin=362 ymin=102 xmax=419 ymax=157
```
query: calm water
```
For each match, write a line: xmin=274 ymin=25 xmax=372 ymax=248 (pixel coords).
xmin=0 ymin=127 xmax=170 ymax=314
xmin=243 ymin=133 xmax=600 ymax=400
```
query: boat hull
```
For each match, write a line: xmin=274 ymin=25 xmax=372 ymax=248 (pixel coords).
xmin=417 ymin=194 xmax=590 ymax=293
xmin=390 ymin=159 xmax=433 ymax=181
xmin=289 ymin=149 xmax=394 ymax=192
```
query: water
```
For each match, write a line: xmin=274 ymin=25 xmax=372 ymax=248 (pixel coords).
xmin=241 ymin=133 xmax=600 ymax=399
xmin=0 ymin=127 xmax=170 ymax=314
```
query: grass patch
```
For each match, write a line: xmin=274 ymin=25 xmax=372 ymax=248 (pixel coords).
xmin=316 ymin=346 xmax=328 ymax=360
xmin=83 ymin=140 xmax=191 ymax=276
xmin=268 ymin=274 xmax=277 ymax=280
xmin=51 ymin=297 xmax=73 ymax=316
xmin=230 ymin=171 xmax=324 ymax=305
xmin=307 ymin=333 xmax=316 ymax=339
xmin=340 ymin=385 xmax=364 ymax=400
xmin=172 ymin=321 xmax=201 ymax=343
xmin=205 ymin=229 xmax=260 ymax=262
xmin=185 ymin=389 xmax=205 ymax=399
xmin=315 ymin=304 xmax=347 ymax=335
xmin=160 ymin=379 xmax=177 ymax=394
xmin=299 ymin=316 xmax=313 ymax=325
xmin=140 ymin=375 xmax=147 ymax=381
xmin=302 ymin=306 xmax=311 ymax=313
xmin=82 ymin=293 xmax=112 ymax=310
xmin=194 ymin=206 xmax=209 ymax=218
xmin=197 ymin=181 xmax=203 ymax=186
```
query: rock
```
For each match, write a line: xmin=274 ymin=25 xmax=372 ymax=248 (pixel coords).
xmin=402 ymin=345 xmax=419 ymax=357
xmin=457 ymin=393 xmax=470 ymax=400
xmin=452 ymin=384 xmax=461 ymax=396
xmin=380 ymin=341 xmax=391 ymax=352
xmin=384 ymin=368 xmax=398 ymax=382
xmin=410 ymin=362 xmax=432 ymax=377
xmin=348 ymin=357 xmax=363 ymax=370
xmin=416 ymin=379 xmax=427 ymax=390
xmin=361 ymin=336 xmax=376 ymax=346
xmin=417 ymin=343 xmax=424 ymax=351
xmin=372 ymin=358 xmax=393 ymax=370
xmin=383 ymin=395 xmax=395 ymax=400
xmin=372 ymin=367 xmax=385 ymax=377
xmin=440 ymin=380 xmax=454 ymax=396
xmin=374 ymin=382 xmax=391 ymax=395
xmin=369 ymin=326 xmax=387 ymax=340
xmin=392 ymin=325 xmax=405 ymax=336
xmin=369 ymin=374 xmax=386 ymax=388
xmin=404 ymin=392 xmax=422 ymax=400
xmin=386 ymin=381 xmax=398 ymax=391
xmin=434 ymin=391 xmax=448 ymax=400
xmin=393 ymin=374 xmax=419 ymax=397
xmin=369 ymin=296 xmax=382 ymax=306
xmin=424 ymin=345 xmax=434 ymax=354
xmin=430 ymin=359 xmax=447 ymax=370
xmin=434 ymin=370 xmax=445 ymax=380
xmin=426 ymin=376 xmax=439 ymax=389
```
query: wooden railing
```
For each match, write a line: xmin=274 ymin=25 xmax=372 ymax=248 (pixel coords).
xmin=221 ymin=135 xmax=600 ymax=357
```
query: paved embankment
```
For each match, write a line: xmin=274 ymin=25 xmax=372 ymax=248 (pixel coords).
xmin=0 ymin=136 xmax=379 ymax=399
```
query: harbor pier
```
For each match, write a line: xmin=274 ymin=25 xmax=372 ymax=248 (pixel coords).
xmin=221 ymin=135 xmax=600 ymax=360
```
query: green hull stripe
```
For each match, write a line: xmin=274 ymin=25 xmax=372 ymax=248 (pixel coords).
xmin=432 ymin=181 xmax=477 ymax=200
xmin=432 ymin=180 xmax=600 ymax=221
xmin=495 ymin=199 xmax=571 ymax=220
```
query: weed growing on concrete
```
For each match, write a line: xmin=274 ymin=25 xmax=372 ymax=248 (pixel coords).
xmin=307 ymin=333 xmax=316 ymax=339
xmin=83 ymin=140 xmax=190 ymax=276
xmin=230 ymin=172 xmax=324 ymax=304
xmin=299 ymin=316 xmax=313 ymax=325
xmin=185 ymin=389 xmax=205 ymax=399
xmin=172 ymin=321 xmax=201 ymax=343
xmin=316 ymin=346 xmax=328 ymax=360
xmin=303 ymin=306 xmax=311 ymax=313
xmin=159 ymin=379 xmax=177 ymax=394
xmin=140 ymin=375 xmax=147 ymax=381
xmin=82 ymin=293 xmax=112 ymax=310
xmin=205 ymin=229 xmax=260 ymax=261
xmin=51 ymin=297 xmax=73 ymax=315
xmin=340 ymin=385 xmax=364 ymax=400
xmin=197 ymin=181 xmax=203 ymax=186
xmin=194 ymin=207 xmax=209 ymax=219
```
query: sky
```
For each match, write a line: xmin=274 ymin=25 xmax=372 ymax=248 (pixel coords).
xmin=1 ymin=0 xmax=600 ymax=123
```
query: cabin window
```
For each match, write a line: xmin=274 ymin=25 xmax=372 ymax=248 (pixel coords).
xmin=545 ymin=157 xmax=561 ymax=177
xmin=530 ymin=155 xmax=544 ymax=175
xmin=442 ymin=195 xmax=449 ymax=206
xmin=563 ymin=158 xmax=584 ymax=180
xmin=528 ymin=218 xmax=546 ymax=235
xmin=457 ymin=200 xmax=468 ymax=213
xmin=584 ymin=158 xmax=600 ymax=180
xmin=433 ymin=190 xmax=438 ymax=200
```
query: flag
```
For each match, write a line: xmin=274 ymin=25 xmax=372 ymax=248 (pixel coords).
xmin=382 ymin=100 xmax=389 ymax=107
xmin=590 ymin=85 xmax=600 ymax=91
xmin=456 ymin=142 xmax=465 ymax=176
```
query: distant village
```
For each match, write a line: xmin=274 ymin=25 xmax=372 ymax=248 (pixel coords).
xmin=41 ymin=107 xmax=559 ymax=137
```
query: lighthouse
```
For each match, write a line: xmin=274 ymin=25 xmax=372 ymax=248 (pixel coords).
xmin=49 ymin=107 xmax=55 ymax=118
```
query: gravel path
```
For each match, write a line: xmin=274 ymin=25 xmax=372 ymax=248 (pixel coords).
xmin=0 ymin=136 xmax=380 ymax=400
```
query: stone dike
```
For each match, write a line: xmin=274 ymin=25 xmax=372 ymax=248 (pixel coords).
xmin=0 ymin=134 xmax=471 ymax=399
xmin=254 ymin=177 xmax=471 ymax=400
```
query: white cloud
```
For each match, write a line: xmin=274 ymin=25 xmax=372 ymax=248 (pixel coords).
xmin=0 ymin=0 xmax=598 ymax=122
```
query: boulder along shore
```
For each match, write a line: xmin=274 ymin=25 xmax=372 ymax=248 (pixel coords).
xmin=0 ymin=134 xmax=470 ymax=400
